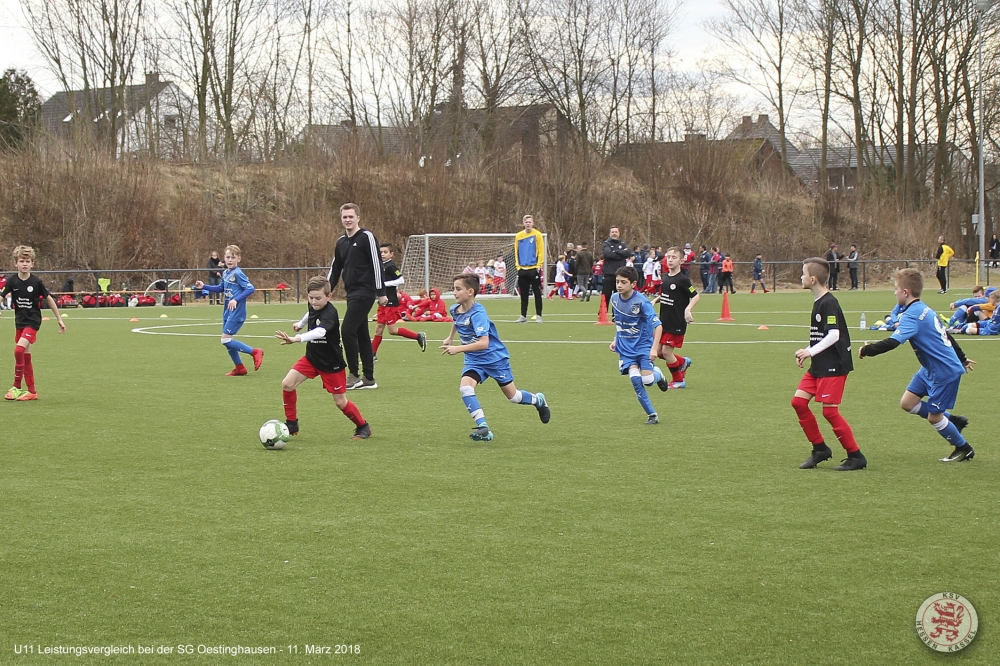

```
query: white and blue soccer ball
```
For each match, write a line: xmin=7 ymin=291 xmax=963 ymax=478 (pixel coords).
xmin=259 ymin=419 xmax=290 ymax=450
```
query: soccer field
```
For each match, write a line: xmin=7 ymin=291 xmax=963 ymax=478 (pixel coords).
xmin=2 ymin=289 xmax=997 ymax=664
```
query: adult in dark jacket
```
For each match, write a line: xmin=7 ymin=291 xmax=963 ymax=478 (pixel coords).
xmin=601 ymin=227 xmax=631 ymax=308
xmin=207 ymin=251 xmax=224 ymax=304
xmin=846 ymin=244 xmax=860 ymax=290
xmin=328 ymin=203 xmax=387 ymax=390
xmin=574 ymin=242 xmax=594 ymax=300
xmin=825 ymin=243 xmax=841 ymax=290
xmin=698 ymin=245 xmax=711 ymax=292
xmin=990 ymin=234 xmax=999 ymax=268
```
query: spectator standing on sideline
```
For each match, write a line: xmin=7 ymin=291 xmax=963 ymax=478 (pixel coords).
xmin=698 ymin=245 xmax=711 ymax=292
xmin=935 ymin=236 xmax=955 ymax=294
xmin=327 ymin=202 xmax=386 ymax=390
xmin=989 ymin=234 xmax=999 ymax=268
xmin=565 ymin=242 xmax=577 ymax=294
xmin=681 ymin=243 xmax=695 ymax=277
xmin=601 ymin=227 xmax=632 ymax=311
xmin=514 ymin=215 xmax=545 ymax=323
xmin=847 ymin=244 xmax=860 ymax=290
xmin=575 ymin=242 xmax=594 ymax=300
xmin=207 ymin=250 xmax=224 ymax=305
xmin=708 ymin=247 xmax=722 ymax=294
xmin=825 ymin=243 xmax=841 ymax=290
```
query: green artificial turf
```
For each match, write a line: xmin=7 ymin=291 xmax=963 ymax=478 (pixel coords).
xmin=1 ymin=289 xmax=997 ymax=664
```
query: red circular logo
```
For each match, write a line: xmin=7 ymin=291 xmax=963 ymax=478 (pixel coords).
xmin=916 ymin=592 xmax=978 ymax=652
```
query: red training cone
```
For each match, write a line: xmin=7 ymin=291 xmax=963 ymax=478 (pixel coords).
xmin=596 ymin=295 xmax=612 ymax=325
xmin=718 ymin=291 xmax=736 ymax=322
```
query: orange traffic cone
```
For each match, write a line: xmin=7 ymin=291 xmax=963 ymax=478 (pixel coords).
xmin=596 ymin=294 xmax=612 ymax=325
xmin=718 ymin=291 xmax=735 ymax=322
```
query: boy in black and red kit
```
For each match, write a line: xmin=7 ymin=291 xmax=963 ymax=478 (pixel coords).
xmin=275 ymin=276 xmax=371 ymax=440
xmin=371 ymin=242 xmax=427 ymax=359
xmin=655 ymin=246 xmax=700 ymax=389
xmin=2 ymin=245 xmax=66 ymax=401
xmin=793 ymin=257 xmax=866 ymax=471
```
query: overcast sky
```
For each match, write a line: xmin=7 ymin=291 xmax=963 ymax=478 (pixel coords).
xmin=0 ymin=0 xmax=729 ymax=99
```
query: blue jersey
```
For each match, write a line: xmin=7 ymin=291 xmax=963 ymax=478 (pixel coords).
xmin=450 ymin=302 xmax=510 ymax=365
xmin=890 ymin=301 xmax=965 ymax=383
xmin=205 ymin=267 xmax=255 ymax=320
xmin=753 ymin=257 xmax=763 ymax=277
xmin=611 ymin=291 xmax=661 ymax=357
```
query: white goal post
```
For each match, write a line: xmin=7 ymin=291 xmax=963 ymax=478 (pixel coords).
xmin=400 ymin=233 xmax=548 ymax=296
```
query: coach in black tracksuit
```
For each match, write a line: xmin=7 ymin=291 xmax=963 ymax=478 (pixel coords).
xmin=600 ymin=226 xmax=632 ymax=309
xmin=328 ymin=203 xmax=386 ymax=389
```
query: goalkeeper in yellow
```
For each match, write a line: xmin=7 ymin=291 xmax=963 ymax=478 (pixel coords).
xmin=514 ymin=214 xmax=545 ymax=323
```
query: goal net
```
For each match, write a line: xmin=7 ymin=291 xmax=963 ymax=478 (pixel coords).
xmin=400 ymin=233 xmax=548 ymax=296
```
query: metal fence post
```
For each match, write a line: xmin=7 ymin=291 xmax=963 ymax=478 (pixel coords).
xmin=296 ymin=269 xmax=301 ymax=303
xmin=862 ymin=261 xmax=866 ymax=291
xmin=772 ymin=263 xmax=777 ymax=292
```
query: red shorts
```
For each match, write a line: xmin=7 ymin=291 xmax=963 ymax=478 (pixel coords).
xmin=659 ymin=332 xmax=684 ymax=349
xmin=796 ymin=373 xmax=848 ymax=404
xmin=493 ymin=276 xmax=504 ymax=285
xmin=15 ymin=327 xmax=38 ymax=344
xmin=292 ymin=357 xmax=347 ymax=394
xmin=377 ymin=305 xmax=402 ymax=325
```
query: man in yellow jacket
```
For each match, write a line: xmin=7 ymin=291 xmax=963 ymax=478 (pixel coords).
xmin=514 ymin=215 xmax=545 ymax=323
xmin=936 ymin=236 xmax=955 ymax=294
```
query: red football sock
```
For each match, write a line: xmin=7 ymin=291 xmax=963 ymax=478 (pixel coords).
xmin=13 ymin=345 xmax=25 ymax=389
xmin=791 ymin=396 xmax=824 ymax=445
xmin=667 ymin=357 xmax=685 ymax=382
xmin=822 ymin=405 xmax=860 ymax=453
xmin=396 ymin=327 xmax=419 ymax=340
xmin=341 ymin=400 xmax=366 ymax=427
xmin=372 ymin=335 xmax=383 ymax=354
xmin=24 ymin=353 xmax=34 ymax=393
xmin=282 ymin=390 xmax=297 ymax=421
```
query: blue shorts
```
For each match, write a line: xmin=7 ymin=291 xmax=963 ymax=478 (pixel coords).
xmin=222 ymin=313 xmax=246 ymax=336
xmin=753 ymin=272 xmax=763 ymax=280
xmin=463 ymin=359 xmax=515 ymax=386
xmin=906 ymin=367 xmax=962 ymax=413
xmin=618 ymin=354 xmax=654 ymax=375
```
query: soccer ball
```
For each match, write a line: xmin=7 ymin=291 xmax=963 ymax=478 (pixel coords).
xmin=259 ymin=419 xmax=290 ymax=450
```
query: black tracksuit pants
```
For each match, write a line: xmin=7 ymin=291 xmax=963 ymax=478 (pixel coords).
xmin=342 ymin=295 xmax=376 ymax=379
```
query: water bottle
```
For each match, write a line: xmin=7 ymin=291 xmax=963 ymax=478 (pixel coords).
xmin=859 ymin=312 xmax=867 ymax=330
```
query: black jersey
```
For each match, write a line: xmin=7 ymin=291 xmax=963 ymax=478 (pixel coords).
xmin=658 ymin=270 xmax=698 ymax=334
xmin=381 ymin=259 xmax=402 ymax=307
xmin=305 ymin=302 xmax=346 ymax=373
xmin=328 ymin=228 xmax=384 ymax=300
xmin=1 ymin=274 xmax=50 ymax=330
xmin=808 ymin=292 xmax=853 ymax=377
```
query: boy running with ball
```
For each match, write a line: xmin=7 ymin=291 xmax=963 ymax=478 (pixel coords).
xmin=193 ymin=244 xmax=264 ymax=376
xmin=859 ymin=268 xmax=976 ymax=462
xmin=2 ymin=246 xmax=66 ymax=400
xmin=275 ymin=276 xmax=371 ymax=440
xmin=440 ymin=274 xmax=550 ymax=441
xmin=610 ymin=266 xmax=668 ymax=424
xmin=793 ymin=257 xmax=867 ymax=470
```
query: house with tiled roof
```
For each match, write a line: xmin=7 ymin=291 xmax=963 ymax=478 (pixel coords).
xmin=40 ymin=73 xmax=190 ymax=157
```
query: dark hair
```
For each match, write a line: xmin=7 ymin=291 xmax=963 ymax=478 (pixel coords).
xmin=453 ymin=274 xmax=479 ymax=292
xmin=803 ymin=257 xmax=830 ymax=285
xmin=379 ymin=242 xmax=393 ymax=251
xmin=615 ymin=266 xmax=639 ymax=284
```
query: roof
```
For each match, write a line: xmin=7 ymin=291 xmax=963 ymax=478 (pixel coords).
xmin=303 ymin=123 xmax=412 ymax=156
xmin=40 ymin=73 xmax=172 ymax=136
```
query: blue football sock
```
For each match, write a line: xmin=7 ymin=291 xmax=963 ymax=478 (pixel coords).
xmin=226 ymin=339 xmax=254 ymax=355
xmin=225 ymin=346 xmax=242 ymax=365
xmin=510 ymin=390 xmax=537 ymax=405
xmin=460 ymin=387 xmax=487 ymax=427
xmin=910 ymin=401 xmax=932 ymax=419
xmin=630 ymin=375 xmax=655 ymax=415
xmin=933 ymin=417 xmax=967 ymax=447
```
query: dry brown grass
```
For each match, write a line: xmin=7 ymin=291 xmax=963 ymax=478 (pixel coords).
xmin=0 ymin=140 xmax=974 ymax=276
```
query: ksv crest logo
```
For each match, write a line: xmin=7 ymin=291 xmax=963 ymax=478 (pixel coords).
xmin=916 ymin=592 xmax=978 ymax=652
xmin=631 ymin=305 xmax=640 ymax=314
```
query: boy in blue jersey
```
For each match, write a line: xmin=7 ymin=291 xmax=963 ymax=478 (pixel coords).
xmin=946 ymin=286 xmax=987 ymax=329
xmin=441 ymin=274 xmax=550 ymax=441
xmin=961 ymin=289 xmax=1000 ymax=336
xmin=193 ymin=244 xmax=264 ymax=376
xmin=859 ymin=268 xmax=977 ymax=462
xmin=610 ymin=266 xmax=668 ymax=424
